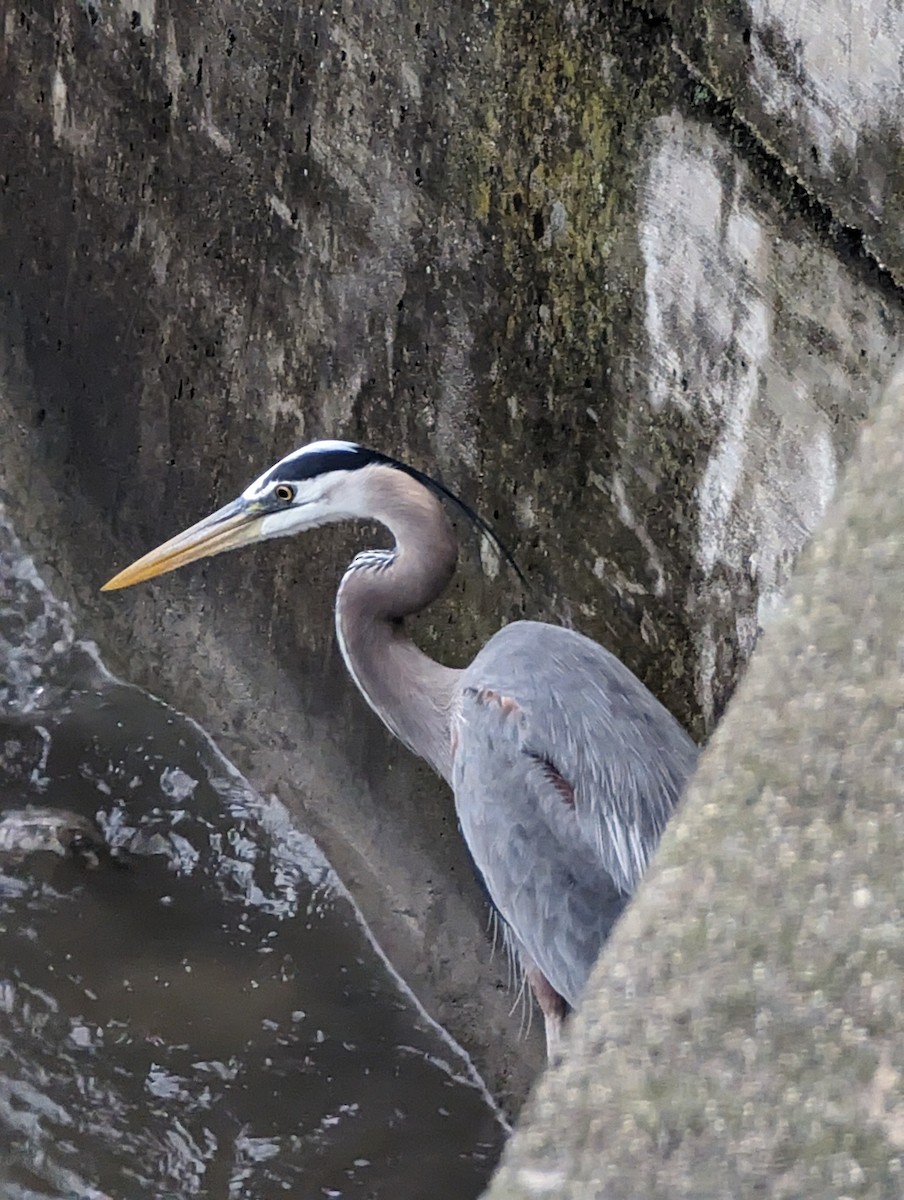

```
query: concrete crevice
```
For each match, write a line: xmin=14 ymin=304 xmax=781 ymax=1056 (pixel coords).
xmin=669 ymin=40 xmax=904 ymax=302
xmin=1 ymin=0 xmax=901 ymax=1125
xmin=613 ymin=0 xmax=904 ymax=304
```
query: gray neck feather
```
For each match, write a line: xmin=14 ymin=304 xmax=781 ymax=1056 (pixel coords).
xmin=335 ymin=465 xmax=461 ymax=783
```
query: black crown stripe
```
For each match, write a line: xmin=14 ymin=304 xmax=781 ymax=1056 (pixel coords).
xmin=268 ymin=445 xmax=384 ymax=482
xmin=264 ymin=443 xmax=529 ymax=590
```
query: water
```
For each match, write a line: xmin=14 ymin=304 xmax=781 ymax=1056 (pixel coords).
xmin=0 ymin=509 xmax=506 ymax=1198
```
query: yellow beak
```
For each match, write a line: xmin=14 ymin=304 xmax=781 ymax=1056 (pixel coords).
xmin=101 ymin=499 xmax=265 ymax=591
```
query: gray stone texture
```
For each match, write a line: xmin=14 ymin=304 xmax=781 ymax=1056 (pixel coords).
xmin=484 ymin=364 xmax=904 ymax=1198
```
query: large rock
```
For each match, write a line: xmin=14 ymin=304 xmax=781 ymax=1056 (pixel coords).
xmin=483 ymin=365 xmax=904 ymax=1198
xmin=0 ymin=0 xmax=899 ymax=1108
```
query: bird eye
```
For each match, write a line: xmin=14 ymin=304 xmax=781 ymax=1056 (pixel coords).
xmin=274 ymin=484 xmax=295 ymax=503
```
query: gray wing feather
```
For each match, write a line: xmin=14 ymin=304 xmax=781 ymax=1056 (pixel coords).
xmin=452 ymin=620 xmax=697 ymax=1007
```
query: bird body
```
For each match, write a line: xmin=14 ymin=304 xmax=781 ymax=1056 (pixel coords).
xmin=455 ymin=619 xmax=696 ymax=1017
xmin=103 ymin=441 xmax=698 ymax=1053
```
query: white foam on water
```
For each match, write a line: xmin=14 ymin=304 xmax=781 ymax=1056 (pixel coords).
xmin=0 ymin=503 xmax=509 ymax=1132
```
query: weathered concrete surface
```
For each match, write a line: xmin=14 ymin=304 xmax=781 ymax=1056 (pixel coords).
xmin=483 ymin=364 xmax=904 ymax=1198
xmin=633 ymin=109 xmax=897 ymax=724
xmin=660 ymin=0 xmax=904 ymax=283
xmin=0 ymin=0 xmax=900 ymax=1109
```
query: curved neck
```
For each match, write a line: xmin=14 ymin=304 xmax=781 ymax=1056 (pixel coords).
xmin=335 ymin=466 xmax=461 ymax=783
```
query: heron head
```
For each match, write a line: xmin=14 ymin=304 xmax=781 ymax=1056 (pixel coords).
xmin=101 ymin=440 xmax=387 ymax=591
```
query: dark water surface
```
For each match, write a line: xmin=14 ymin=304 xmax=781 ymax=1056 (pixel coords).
xmin=0 ymin=509 xmax=506 ymax=1198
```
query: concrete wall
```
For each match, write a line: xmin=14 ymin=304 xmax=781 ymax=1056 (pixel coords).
xmin=0 ymin=0 xmax=899 ymax=1110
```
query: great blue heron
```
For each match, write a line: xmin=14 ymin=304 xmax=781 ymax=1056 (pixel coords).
xmin=102 ymin=441 xmax=698 ymax=1053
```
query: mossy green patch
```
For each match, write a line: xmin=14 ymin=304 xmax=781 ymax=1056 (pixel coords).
xmin=446 ymin=2 xmax=707 ymax=734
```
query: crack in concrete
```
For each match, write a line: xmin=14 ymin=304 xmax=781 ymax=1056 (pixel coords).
xmin=617 ymin=0 xmax=904 ymax=304
xmin=666 ymin=37 xmax=904 ymax=306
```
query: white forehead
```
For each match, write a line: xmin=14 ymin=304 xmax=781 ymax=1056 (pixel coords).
xmin=242 ymin=440 xmax=359 ymax=499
